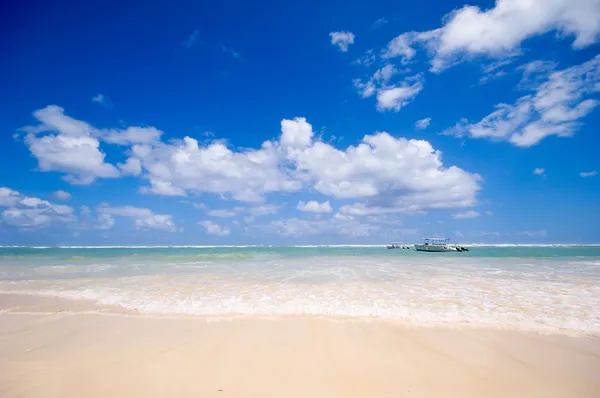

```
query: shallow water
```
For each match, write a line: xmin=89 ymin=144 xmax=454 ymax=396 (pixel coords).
xmin=1 ymin=245 xmax=599 ymax=333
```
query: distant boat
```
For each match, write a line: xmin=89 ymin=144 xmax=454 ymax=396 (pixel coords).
xmin=414 ymin=237 xmax=469 ymax=252
xmin=386 ymin=242 xmax=411 ymax=250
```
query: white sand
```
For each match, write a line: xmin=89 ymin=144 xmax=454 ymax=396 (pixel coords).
xmin=1 ymin=294 xmax=599 ymax=398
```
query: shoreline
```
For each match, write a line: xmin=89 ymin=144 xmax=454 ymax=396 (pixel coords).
xmin=1 ymin=292 xmax=597 ymax=338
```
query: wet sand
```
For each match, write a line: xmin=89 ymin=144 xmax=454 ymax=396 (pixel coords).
xmin=1 ymin=294 xmax=599 ymax=398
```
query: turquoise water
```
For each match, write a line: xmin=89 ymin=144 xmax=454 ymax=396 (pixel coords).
xmin=1 ymin=245 xmax=599 ymax=333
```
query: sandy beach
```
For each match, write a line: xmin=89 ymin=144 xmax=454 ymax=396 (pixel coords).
xmin=1 ymin=294 xmax=599 ymax=398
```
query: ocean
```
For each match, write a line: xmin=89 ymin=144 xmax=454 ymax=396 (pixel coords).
xmin=1 ymin=245 xmax=599 ymax=333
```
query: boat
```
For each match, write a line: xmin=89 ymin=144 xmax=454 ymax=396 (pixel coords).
xmin=386 ymin=242 xmax=411 ymax=250
xmin=414 ymin=237 xmax=469 ymax=252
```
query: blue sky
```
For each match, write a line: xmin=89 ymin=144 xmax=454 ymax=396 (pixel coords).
xmin=1 ymin=0 xmax=599 ymax=245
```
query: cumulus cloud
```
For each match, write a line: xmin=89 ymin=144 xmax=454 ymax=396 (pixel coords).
xmin=52 ymin=190 xmax=72 ymax=200
xmin=17 ymin=108 xmax=480 ymax=214
xmin=330 ymin=31 xmax=355 ymax=52
xmin=415 ymin=117 xmax=432 ymax=129
xmin=286 ymin=124 xmax=481 ymax=214
xmin=451 ymin=210 xmax=480 ymax=219
xmin=383 ymin=0 xmax=600 ymax=72
xmin=0 ymin=187 xmax=75 ymax=228
xmin=98 ymin=205 xmax=178 ymax=232
xmin=533 ymin=168 xmax=545 ymax=175
xmin=20 ymin=105 xmax=120 ymax=184
xmin=580 ymin=170 xmax=597 ymax=177
xmin=297 ymin=200 xmax=333 ymax=213
xmin=442 ymin=55 xmax=600 ymax=147
xmin=199 ymin=221 xmax=231 ymax=236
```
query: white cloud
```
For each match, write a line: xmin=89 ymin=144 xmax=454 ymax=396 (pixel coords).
xmin=486 ymin=210 xmax=493 ymax=215
xmin=297 ymin=200 xmax=333 ymax=213
xmin=0 ymin=187 xmax=21 ymax=207
xmin=373 ymin=18 xmax=388 ymax=29
xmin=102 ymin=126 xmax=163 ymax=146
xmin=266 ymin=216 xmax=378 ymax=237
xmin=376 ymin=75 xmax=424 ymax=111
xmin=95 ymin=213 xmax=115 ymax=230
xmin=580 ymin=170 xmax=597 ymax=177
xmin=0 ymin=187 xmax=75 ymax=228
xmin=517 ymin=230 xmax=547 ymax=237
xmin=533 ymin=168 xmax=545 ymax=175
xmin=199 ymin=221 xmax=231 ymax=236
xmin=52 ymin=190 xmax=72 ymax=200
xmin=80 ymin=205 xmax=91 ymax=216
xmin=415 ymin=117 xmax=432 ymax=129
xmin=247 ymin=204 xmax=281 ymax=217
xmin=442 ymin=55 xmax=600 ymax=147
xmin=329 ymin=31 xmax=355 ymax=52
xmin=21 ymin=105 xmax=120 ymax=184
xmin=353 ymin=50 xmax=376 ymax=67
xmin=118 ymin=157 xmax=143 ymax=176
xmin=206 ymin=209 xmax=238 ymax=218
xmin=286 ymin=122 xmax=481 ymax=213
xmin=98 ymin=205 xmax=178 ymax=232
xmin=17 ymin=108 xmax=480 ymax=214
xmin=92 ymin=94 xmax=106 ymax=104
xmin=384 ymin=0 xmax=600 ymax=72
xmin=353 ymin=66 xmax=424 ymax=111
xmin=451 ymin=210 xmax=481 ymax=219
xmin=133 ymin=136 xmax=300 ymax=201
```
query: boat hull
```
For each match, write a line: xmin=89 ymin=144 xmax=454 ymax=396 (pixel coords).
xmin=414 ymin=244 xmax=456 ymax=252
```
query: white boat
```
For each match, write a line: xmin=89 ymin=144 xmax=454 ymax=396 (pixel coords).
xmin=386 ymin=242 xmax=410 ymax=249
xmin=414 ymin=237 xmax=469 ymax=252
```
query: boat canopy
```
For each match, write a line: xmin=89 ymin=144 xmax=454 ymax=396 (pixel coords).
xmin=422 ymin=237 xmax=450 ymax=245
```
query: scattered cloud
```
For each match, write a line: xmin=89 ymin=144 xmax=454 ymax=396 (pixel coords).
xmin=372 ymin=18 xmax=388 ymax=29
xmin=220 ymin=44 xmax=241 ymax=59
xmin=479 ymin=58 xmax=515 ymax=84
xmin=442 ymin=55 xmax=600 ymax=147
xmin=91 ymin=94 xmax=107 ymax=105
xmin=517 ymin=230 xmax=547 ymax=237
xmin=329 ymin=31 xmax=355 ymax=52
xmin=297 ymin=200 xmax=333 ymax=213
xmin=376 ymin=75 xmax=424 ymax=112
xmin=415 ymin=117 xmax=432 ymax=130
xmin=533 ymin=168 xmax=545 ymax=175
xmin=580 ymin=170 xmax=597 ymax=177
xmin=199 ymin=220 xmax=230 ymax=236
xmin=0 ymin=186 xmax=75 ymax=228
xmin=383 ymin=0 xmax=600 ymax=72
xmin=52 ymin=190 xmax=71 ymax=200
xmin=451 ymin=210 xmax=480 ymax=219
xmin=485 ymin=210 xmax=493 ymax=215
xmin=184 ymin=30 xmax=199 ymax=48
xmin=98 ymin=205 xmax=178 ymax=232
xmin=353 ymin=49 xmax=376 ymax=67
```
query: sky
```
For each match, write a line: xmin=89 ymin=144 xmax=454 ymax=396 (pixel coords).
xmin=1 ymin=0 xmax=599 ymax=245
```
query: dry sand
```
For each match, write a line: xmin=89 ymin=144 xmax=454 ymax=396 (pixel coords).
xmin=1 ymin=294 xmax=599 ymax=398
